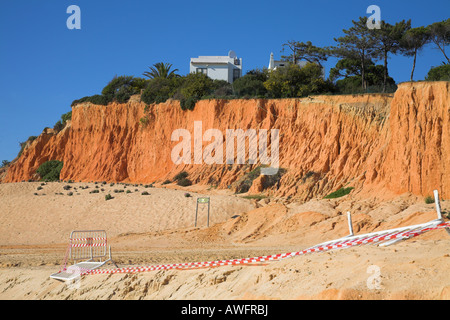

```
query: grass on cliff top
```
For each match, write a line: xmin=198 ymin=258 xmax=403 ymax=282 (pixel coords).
xmin=323 ymin=187 xmax=354 ymax=199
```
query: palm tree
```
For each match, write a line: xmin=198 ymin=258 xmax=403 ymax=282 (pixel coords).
xmin=143 ymin=62 xmax=179 ymax=79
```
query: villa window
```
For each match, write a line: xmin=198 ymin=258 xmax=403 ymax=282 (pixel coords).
xmin=233 ymin=69 xmax=241 ymax=81
xmin=196 ymin=68 xmax=207 ymax=75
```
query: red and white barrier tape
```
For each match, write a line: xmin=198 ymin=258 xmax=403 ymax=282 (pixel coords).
xmin=71 ymin=243 xmax=107 ymax=248
xmin=70 ymin=238 xmax=107 ymax=247
xmin=57 ymin=237 xmax=107 ymax=273
xmin=71 ymin=237 xmax=107 ymax=242
xmin=77 ymin=221 xmax=450 ymax=276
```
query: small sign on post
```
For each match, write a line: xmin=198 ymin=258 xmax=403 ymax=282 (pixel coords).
xmin=195 ymin=197 xmax=211 ymax=227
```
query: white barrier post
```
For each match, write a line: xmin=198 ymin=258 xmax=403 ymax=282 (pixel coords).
xmin=347 ymin=212 xmax=354 ymax=237
xmin=434 ymin=190 xmax=443 ymax=220
xmin=434 ymin=189 xmax=450 ymax=237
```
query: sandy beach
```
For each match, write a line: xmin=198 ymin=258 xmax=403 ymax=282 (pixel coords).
xmin=0 ymin=181 xmax=449 ymax=300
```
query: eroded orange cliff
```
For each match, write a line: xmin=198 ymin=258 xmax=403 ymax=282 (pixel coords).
xmin=3 ymin=81 xmax=449 ymax=200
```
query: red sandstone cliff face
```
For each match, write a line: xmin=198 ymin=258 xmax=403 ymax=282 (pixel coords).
xmin=3 ymin=82 xmax=449 ymax=200
xmin=376 ymin=82 xmax=450 ymax=197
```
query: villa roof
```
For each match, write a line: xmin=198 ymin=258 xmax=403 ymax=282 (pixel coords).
xmin=190 ymin=56 xmax=239 ymax=64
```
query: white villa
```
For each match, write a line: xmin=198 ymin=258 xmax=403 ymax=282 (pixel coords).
xmin=190 ymin=50 xmax=242 ymax=83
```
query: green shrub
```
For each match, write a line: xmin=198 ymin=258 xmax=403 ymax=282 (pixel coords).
xmin=179 ymin=95 xmax=198 ymax=111
xmin=141 ymin=77 xmax=182 ymax=105
xmin=141 ymin=73 xmax=234 ymax=109
xmin=71 ymin=95 xmax=109 ymax=107
xmin=105 ymin=194 xmax=113 ymax=201
xmin=335 ymin=75 xmax=396 ymax=94
xmin=142 ymin=191 xmax=150 ymax=195
xmin=53 ymin=110 xmax=73 ymax=132
xmin=102 ymin=75 xmax=147 ymax=103
xmin=61 ymin=111 xmax=72 ymax=124
xmin=425 ymin=64 xmax=450 ymax=81
xmin=323 ymin=187 xmax=354 ymax=199
xmin=71 ymin=76 xmax=147 ymax=107
xmin=175 ymin=72 xmax=217 ymax=110
xmin=71 ymin=96 xmax=90 ymax=106
xmin=53 ymin=121 xmax=64 ymax=132
xmin=211 ymin=79 xmax=233 ymax=97
xmin=36 ymin=160 xmax=63 ymax=181
xmin=87 ymin=95 xmax=109 ymax=105
xmin=328 ymin=58 xmax=398 ymax=94
xmin=1 ymin=160 xmax=11 ymax=167
xmin=233 ymin=69 xmax=268 ymax=97
xmin=424 ymin=195 xmax=434 ymax=204
xmin=174 ymin=171 xmax=189 ymax=181
xmin=17 ymin=136 xmax=38 ymax=158
xmin=264 ymin=62 xmax=336 ymax=98
xmin=139 ymin=116 xmax=149 ymax=127
xmin=162 ymin=180 xmax=171 ymax=185
xmin=180 ymin=72 xmax=214 ymax=97
xmin=297 ymin=77 xmax=337 ymax=97
xmin=177 ymin=178 xmax=192 ymax=187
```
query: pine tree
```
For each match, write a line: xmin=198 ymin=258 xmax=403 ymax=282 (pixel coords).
xmin=400 ymin=27 xmax=431 ymax=81
xmin=331 ymin=17 xmax=380 ymax=90
xmin=428 ymin=19 xmax=450 ymax=63
xmin=373 ymin=20 xmax=411 ymax=91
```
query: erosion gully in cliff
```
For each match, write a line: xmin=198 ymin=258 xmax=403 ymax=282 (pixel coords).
xmin=3 ymin=81 xmax=449 ymax=200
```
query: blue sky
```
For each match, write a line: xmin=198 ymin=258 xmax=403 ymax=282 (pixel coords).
xmin=0 ymin=0 xmax=449 ymax=162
